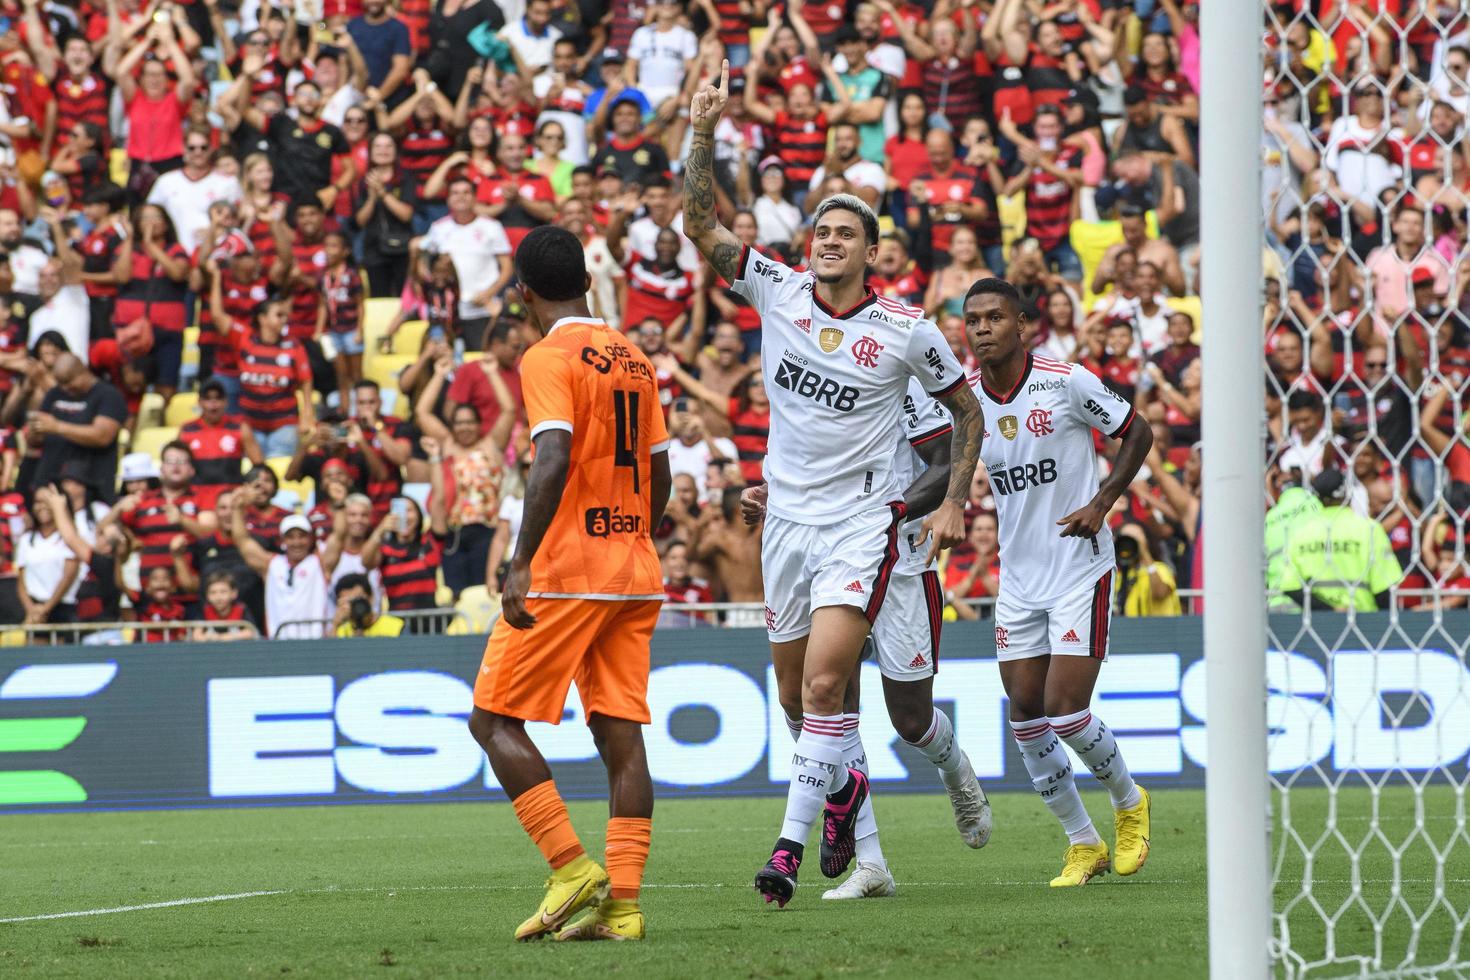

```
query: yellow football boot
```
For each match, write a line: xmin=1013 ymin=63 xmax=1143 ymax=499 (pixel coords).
xmin=554 ymin=897 xmax=645 ymax=941
xmin=513 ymin=855 xmax=610 ymax=942
xmin=1049 ymin=841 xmax=1111 ymax=887
xmin=1113 ymin=786 xmax=1152 ymax=876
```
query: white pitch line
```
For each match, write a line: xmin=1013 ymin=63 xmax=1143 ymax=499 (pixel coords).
xmin=0 ymin=890 xmax=285 ymax=924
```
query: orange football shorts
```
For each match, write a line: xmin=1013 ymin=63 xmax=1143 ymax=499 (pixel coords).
xmin=473 ymin=598 xmax=660 ymax=725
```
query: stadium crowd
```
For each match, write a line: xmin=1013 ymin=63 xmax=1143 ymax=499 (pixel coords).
xmin=0 ymin=0 xmax=1462 ymax=640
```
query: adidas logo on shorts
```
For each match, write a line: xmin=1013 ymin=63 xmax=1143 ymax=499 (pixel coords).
xmin=1060 ymin=629 xmax=1081 ymax=643
xmin=844 ymin=580 xmax=865 ymax=594
xmin=908 ymin=653 xmax=927 ymax=669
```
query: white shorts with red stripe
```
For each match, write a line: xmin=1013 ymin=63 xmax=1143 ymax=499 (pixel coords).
xmin=992 ymin=570 xmax=1114 ymax=662
xmin=869 ymin=568 xmax=944 ymax=680
xmin=762 ymin=503 xmax=906 ymax=644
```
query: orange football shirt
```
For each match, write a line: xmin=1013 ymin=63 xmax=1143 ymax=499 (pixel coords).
xmin=522 ymin=317 xmax=670 ymax=599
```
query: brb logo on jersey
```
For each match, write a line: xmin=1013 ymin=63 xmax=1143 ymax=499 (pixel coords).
xmin=1026 ymin=408 xmax=1054 ymax=437
xmin=989 ymin=458 xmax=1058 ymax=495
xmin=775 ymin=355 xmax=860 ymax=411
xmin=851 ymin=335 xmax=883 ymax=368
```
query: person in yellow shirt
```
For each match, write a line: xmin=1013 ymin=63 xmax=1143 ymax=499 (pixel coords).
xmin=1113 ymin=523 xmax=1182 ymax=617
xmin=332 ymin=574 xmax=404 ymax=637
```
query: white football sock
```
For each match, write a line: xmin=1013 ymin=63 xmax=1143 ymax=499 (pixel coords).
xmin=1011 ymin=717 xmax=1100 ymax=846
xmin=1050 ymin=708 xmax=1141 ymax=810
xmin=842 ymin=713 xmax=887 ymax=871
xmin=784 ymin=713 xmax=802 ymax=742
xmin=778 ymin=713 xmax=849 ymax=844
xmin=905 ymin=707 xmax=966 ymax=790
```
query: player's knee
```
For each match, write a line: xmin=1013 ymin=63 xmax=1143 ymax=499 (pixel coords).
xmin=888 ymin=703 xmax=930 ymax=743
xmin=467 ymin=708 xmax=495 ymax=748
xmin=803 ymin=673 xmax=846 ymax=713
xmin=1042 ymin=692 xmax=1089 ymax=718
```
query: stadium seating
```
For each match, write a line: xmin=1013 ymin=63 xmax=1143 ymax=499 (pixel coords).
xmin=130 ymin=426 xmax=179 ymax=461
xmin=385 ymin=319 xmax=429 ymax=355
xmin=165 ymin=392 xmax=200 ymax=427
xmin=366 ymin=355 xmax=416 ymax=393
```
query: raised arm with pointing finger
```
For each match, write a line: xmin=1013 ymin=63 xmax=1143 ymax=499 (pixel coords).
xmin=684 ymin=60 xmax=744 ymax=284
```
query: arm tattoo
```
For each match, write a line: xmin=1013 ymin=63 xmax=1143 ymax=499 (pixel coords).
xmin=684 ymin=131 xmax=741 ymax=282
xmin=939 ymin=385 xmax=984 ymax=506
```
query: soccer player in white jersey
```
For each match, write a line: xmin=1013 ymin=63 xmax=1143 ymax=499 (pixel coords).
xmin=684 ymin=62 xmax=985 ymax=907
xmin=964 ymin=278 xmax=1154 ymax=887
xmin=741 ymin=377 xmax=994 ymax=901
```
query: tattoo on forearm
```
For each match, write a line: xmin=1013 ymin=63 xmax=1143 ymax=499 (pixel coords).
xmin=941 ymin=388 xmax=984 ymax=506
xmin=684 ymin=132 xmax=741 ymax=282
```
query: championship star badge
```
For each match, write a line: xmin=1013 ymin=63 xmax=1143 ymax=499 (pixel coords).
xmin=818 ymin=327 xmax=844 ymax=353
xmin=998 ymin=415 xmax=1019 ymax=440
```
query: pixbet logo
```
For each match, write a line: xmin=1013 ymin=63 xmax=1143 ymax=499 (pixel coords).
xmin=0 ymin=663 xmax=117 ymax=805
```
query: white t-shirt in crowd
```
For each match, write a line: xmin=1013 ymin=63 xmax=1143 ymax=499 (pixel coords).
xmin=499 ymin=19 xmax=562 ymax=72
xmin=808 ymin=158 xmax=886 ymax=195
xmin=10 ymin=243 xmax=48 ymax=295
xmin=667 ymin=435 xmax=739 ymax=496
xmin=29 ymin=284 xmax=90 ymax=359
xmin=266 ymin=551 xmax=332 ymax=639
xmin=628 ymin=24 xmax=697 ymax=102
xmin=627 ymin=213 xmax=700 ymax=272
xmin=422 ymin=215 xmax=513 ymax=320
xmin=17 ymin=529 xmax=76 ymax=603
xmin=147 ymin=169 xmax=242 ymax=253
xmin=496 ymin=495 xmax=524 ymax=563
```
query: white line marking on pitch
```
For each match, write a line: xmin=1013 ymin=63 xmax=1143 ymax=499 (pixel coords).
xmin=0 ymin=891 xmax=285 ymax=924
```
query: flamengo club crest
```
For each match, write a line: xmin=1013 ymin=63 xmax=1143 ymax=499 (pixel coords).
xmin=851 ymin=335 xmax=883 ymax=368
xmin=994 ymin=625 xmax=1008 ymax=650
xmin=819 ymin=327 xmax=844 ymax=354
xmin=1026 ymin=408 xmax=1054 ymax=436
xmin=998 ymin=415 xmax=1019 ymax=440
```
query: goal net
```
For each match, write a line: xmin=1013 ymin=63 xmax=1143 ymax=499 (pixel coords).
xmin=1261 ymin=3 xmax=1470 ymax=976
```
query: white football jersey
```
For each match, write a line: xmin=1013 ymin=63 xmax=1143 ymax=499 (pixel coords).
xmin=894 ymin=377 xmax=953 ymax=574
xmin=970 ymin=353 xmax=1136 ymax=609
xmin=733 ymin=248 xmax=966 ymax=525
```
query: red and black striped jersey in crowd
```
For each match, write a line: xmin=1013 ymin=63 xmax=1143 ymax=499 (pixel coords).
xmin=913 ymin=163 xmax=987 ymax=252
xmin=606 ymin=0 xmax=650 ymax=53
xmin=358 ymin=417 xmax=411 ymax=516
xmin=0 ymin=57 xmax=51 ymax=155
xmin=323 ymin=264 xmax=363 ymax=336
xmin=476 ymin=171 xmax=556 ymax=250
xmin=398 ymin=0 xmax=432 ymax=52
xmin=774 ymin=55 xmax=819 ymax=94
xmin=624 ymin=258 xmax=695 ymax=329
xmin=772 ymin=110 xmax=830 ymax=187
xmin=79 ymin=219 xmax=126 ymax=300
xmin=206 ymin=271 xmax=272 ymax=377
xmin=228 ymin=50 xmax=290 ymax=99
xmin=52 ymin=71 xmax=110 ymax=149
xmin=399 ymin=126 xmax=453 ymax=183
xmin=288 ymin=234 xmax=329 ymax=336
xmin=798 ymin=0 xmax=846 ymax=40
xmin=0 ymin=490 xmax=21 ymax=578
xmin=244 ymin=193 xmax=291 ymax=269
xmin=1020 ymin=146 xmax=1082 ymax=251
xmin=665 ymin=578 xmax=714 ymax=605
xmin=870 ymin=263 xmax=929 ymax=308
xmin=203 ymin=601 xmax=255 ymax=626
xmin=132 ymin=593 xmax=190 ymax=643
xmin=1099 ymin=354 xmax=1140 ymax=405
xmin=180 ymin=417 xmax=250 ymax=507
xmin=245 ymin=504 xmax=290 ymax=552
xmin=1024 ymin=47 xmax=1072 ymax=110
xmin=1129 ymin=69 xmax=1195 ymax=108
xmin=711 ymin=0 xmax=750 ymax=48
xmin=307 ymin=501 xmax=334 ymax=540
xmin=728 ymin=397 xmax=770 ymax=485
xmin=922 ymin=56 xmax=987 ymax=135
xmin=380 ymin=532 xmax=445 ymax=610
xmin=89 ymin=338 xmax=144 ymax=418
xmin=226 ymin=319 xmax=312 ymax=433
xmin=119 ymin=488 xmax=200 ymax=572
xmin=477 ymin=101 xmax=538 ymax=140
xmin=113 ymin=245 xmax=191 ymax=332
xmin=0 ymin=317 xmax=25 ymax=398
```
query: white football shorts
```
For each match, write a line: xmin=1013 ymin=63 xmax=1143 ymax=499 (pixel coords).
xmin=762 ymin=502 xmax=906 ymax=643
xmin=992 ymin=569 xmax=1114 ymax=662
xmin=869 ymin=567 xmax=944 ymax=680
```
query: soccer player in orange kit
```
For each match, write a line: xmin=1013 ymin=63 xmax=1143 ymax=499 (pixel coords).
xmin=468 ymin=225 xmax=672 ymax=942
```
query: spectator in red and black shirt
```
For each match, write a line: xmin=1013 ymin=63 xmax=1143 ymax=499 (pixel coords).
xmin=191 ymin=570 xmax=258 ymax=641
xmin=49 ymin=37 xmax=111 ymax=153
xmin=131 ymin=565 xmax=190 ymax=642
xmin=111 ymin=204 xmax=191 ymax=401
xmin=1001 ymin=105 xmax=1085 ymax=286
xmin=660 ymin=359 xmax=770 ymax=485
xmin=76 ymin=183 xmax=129 ymax=341
xmin=197 ymin=218 xmax=291 ymax=405
xmin=622 ymin=226 xmax=697 ymax=332
xmin=349 ymin=380 xmax=413 ymax=516
xmin=744 ymin=51 xmax=852 ymax=209
xmin=210 ymin=286 xmax=316 ymax=458
xmin=50 ymin=121 xmax=106 ymax=208
xmin=284 ymin=197 xmax=330 ymax=342
xmin=477 ymin=131 xmax=557 ymax=250
xmin=105 ymin=440 xmax=215 ymax=584
xmin=180 ymin=377 xmax=265 ymax=508
xmin=320 ymin=231 xmax=365 ymax=405
xmin=362 ymin=493 xmax=448 ymax=619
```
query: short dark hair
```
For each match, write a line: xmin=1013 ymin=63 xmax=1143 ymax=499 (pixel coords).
xmin=81 ymin=183 xmax=126 ymax=212
xmin=161 ymin=440 xmax=196 ymax=466
xmin=336 ymin=572 xmax=373 ymax=598
xmin=291 ymin=194 xmax=323 ymax=217
xmin=1286 ymin=389 xmax=1324 ymax=413
xmin=965 ymin=277 xmax=1025 ymax=314
xmin=572 ymin=164 xmax=597 ymax=180
xmin=486 ymin=319 xmax=518 ymax=347
xmin=205 ymin=570 xmax=238 ymax=591
xmin=353 ymin=378 xmax=380 ymax=394
xmin=514 ymin=226 xmax=587 ymax=301
xmin=1123 ymin=85 xmax=1149 ymax=107
xmin=642 ymin=174 xmax=672 ymax=192
xmin=813 ymin=193 xmax=879 ymax=246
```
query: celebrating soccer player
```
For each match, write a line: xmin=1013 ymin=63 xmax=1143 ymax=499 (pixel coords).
xmin=741 ymin=378 xmax=995 ymax=901
xmin=467 ymin=226 xmax=672 ymax=941
xmin=685 ymin=62 xmax=986 ymax=908
xmin=964 ymin=278 xmax=1154 ymax=886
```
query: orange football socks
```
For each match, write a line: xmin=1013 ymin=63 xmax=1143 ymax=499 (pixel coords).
xmin=512 ymin=780 xmax=584 ymax=870
xmin=604 ymin=817 xmax=652 ymax=900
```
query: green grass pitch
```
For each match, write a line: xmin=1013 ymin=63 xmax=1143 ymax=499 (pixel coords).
xmin=0 ymin=786 xmax=1457 ymax=977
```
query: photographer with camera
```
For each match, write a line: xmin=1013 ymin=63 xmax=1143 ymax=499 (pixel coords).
xmin=1113 ymin=521 xmax=1181 ymax=617
xmin=333 ymin=571 xmax=403 ymax=638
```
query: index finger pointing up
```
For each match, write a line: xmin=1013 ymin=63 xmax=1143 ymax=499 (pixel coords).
xmin=719 ymin=58 xmax=730 ymax=94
